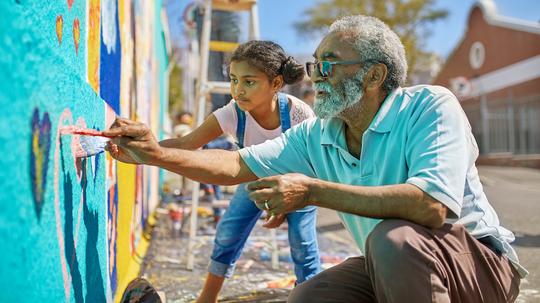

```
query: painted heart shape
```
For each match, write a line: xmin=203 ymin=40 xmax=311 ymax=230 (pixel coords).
xmin=30 ymin=108 xmax=52 ymax=220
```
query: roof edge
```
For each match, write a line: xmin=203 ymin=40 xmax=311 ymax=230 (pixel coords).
xmin=476 ymin=0 xmax=540 ymax=35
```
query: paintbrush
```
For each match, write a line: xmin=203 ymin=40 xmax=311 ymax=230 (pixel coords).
xmin=60 ymin=126 xmax=112 ymax=158
xmin=69 ymin=128 xmax=115 ymax=138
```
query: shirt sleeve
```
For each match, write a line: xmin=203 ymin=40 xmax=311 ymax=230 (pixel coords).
xmin=239 ymin=121 xmax=316 ymax=178
xmin=213 ymin=100 xmax=237 ymax=139
xmin=405 ymin=90 xmax=472 ymax=218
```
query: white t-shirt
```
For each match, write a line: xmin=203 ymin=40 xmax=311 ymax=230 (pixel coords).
xmin=213 ymin=93 xmax=315 ymax=147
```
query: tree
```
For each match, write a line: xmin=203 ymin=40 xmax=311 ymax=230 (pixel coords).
xmin=168 ymin=62 xmax=184 ymax=114
xmin=294 ymin=0 xmax=448 ymax=82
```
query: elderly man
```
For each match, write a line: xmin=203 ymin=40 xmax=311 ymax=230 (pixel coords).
xmin=105 ymin=15 xmax=525 ymax=303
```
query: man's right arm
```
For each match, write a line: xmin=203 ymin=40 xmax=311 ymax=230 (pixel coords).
xmin=153 ymin=147 xmax=257 ymax=185
xmin=103 ymin=117 xmax=257 ymax=185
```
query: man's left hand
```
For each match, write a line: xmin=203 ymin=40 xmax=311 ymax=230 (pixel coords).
xmin=247 ymin=173 xmax=313 ymax=215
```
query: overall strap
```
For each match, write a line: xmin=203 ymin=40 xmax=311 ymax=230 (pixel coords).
xmin=234 ymin=102 xmax=246 ymax=148
xmin=234 ymin=93 xmax=290 ymax=148
xmin=278 ymin=93 xmax=291 ymax=132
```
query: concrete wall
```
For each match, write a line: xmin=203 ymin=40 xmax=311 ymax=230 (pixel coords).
xmin=0 ymin=0 xmax=168 ymax=301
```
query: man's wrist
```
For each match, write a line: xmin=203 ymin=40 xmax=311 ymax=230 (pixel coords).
xmin=306 ymin=177 xmax=320 ymax=207
xmin=145 ymin=146 xmax=166 ymax=166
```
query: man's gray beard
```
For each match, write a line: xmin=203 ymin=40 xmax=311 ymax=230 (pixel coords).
xmin=313 ymin=69 xmax=367 ymax=119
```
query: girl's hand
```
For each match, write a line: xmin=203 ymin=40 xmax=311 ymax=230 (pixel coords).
xmin=262 ymin=213 xmax=287 ymax=229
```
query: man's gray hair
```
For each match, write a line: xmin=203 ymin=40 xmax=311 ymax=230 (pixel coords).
xmin=329 ymin=15 xmax=407 ymax=92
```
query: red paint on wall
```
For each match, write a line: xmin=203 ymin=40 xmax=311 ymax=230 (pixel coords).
xmin=73 ymin=18 xmax=80 ymax=54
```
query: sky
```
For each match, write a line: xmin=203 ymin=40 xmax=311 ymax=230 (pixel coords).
xmin=165 ymin=0 xmax=540 ymax=59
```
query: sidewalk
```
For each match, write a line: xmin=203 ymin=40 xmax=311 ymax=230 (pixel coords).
xmin=140 ymin=200 xmax=358 ymax=302
xmin=477 ymin=166 xmax=540 ymax=303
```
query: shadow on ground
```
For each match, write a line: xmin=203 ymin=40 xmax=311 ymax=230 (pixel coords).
xmin=514 ymin=234 xmax=540 ymax=248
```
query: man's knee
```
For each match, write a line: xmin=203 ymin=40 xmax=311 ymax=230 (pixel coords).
xmin=365 ymin=219 xmax=422 ymax=260
xmin=288 ymin=279 xmax=316 ymax=303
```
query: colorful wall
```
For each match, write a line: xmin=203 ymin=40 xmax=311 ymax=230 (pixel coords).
xmin=0 ymin=0 xmax=168 ymax=302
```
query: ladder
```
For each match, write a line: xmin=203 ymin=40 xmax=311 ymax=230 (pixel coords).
xmin=187 ymin=0 xmax=280 ymax=271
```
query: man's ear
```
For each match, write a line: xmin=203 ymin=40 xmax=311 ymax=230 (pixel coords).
xmin=365 ymin=63 xmax=388 ymax=91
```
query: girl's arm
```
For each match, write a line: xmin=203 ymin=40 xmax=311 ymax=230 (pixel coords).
xmin=160 ymin=114 xmax=224 ymax=150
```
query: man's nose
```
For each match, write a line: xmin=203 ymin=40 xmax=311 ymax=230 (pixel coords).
xmin=310 ymin=68 xmax=327 ymax=83
xmin=311 ymin=72 xmax=327 ymax=84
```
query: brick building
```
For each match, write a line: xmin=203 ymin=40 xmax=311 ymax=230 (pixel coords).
xmin=433 ymin=0 xmax=540 ymax=167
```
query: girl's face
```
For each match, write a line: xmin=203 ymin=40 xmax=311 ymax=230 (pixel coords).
xmin=229 ymin=60 xmax=282 ymax=112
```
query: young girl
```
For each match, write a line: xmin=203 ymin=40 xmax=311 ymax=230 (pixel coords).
xmin=160 ymin=40 xmax=321 ymax=302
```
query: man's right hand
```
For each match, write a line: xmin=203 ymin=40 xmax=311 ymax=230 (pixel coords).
xmin=103 ymin=118 xmax=163 ymax=165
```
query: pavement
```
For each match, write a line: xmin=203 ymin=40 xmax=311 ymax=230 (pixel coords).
xmin=477 ymin=166 xmax=540 ymax=302
xmin=141 ymin=166 xmax=539 ymax=302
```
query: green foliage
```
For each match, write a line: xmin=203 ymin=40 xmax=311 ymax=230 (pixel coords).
xmin=294 ymin=0 xmax=448 ymax=81
xmin=168 ymin=63 xmax=184 ymax=113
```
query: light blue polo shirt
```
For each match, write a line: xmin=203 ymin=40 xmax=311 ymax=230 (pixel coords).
xmin=239 ymin=85 xmax=526 ymax=277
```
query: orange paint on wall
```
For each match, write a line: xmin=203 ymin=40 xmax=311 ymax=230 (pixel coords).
xmin=56 ymin=15 xmax=63 ymax=44
xmin=87 ymin=0 xmax=101 ymax=92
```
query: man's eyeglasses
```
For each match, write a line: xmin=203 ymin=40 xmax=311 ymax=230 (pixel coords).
xmin=305 ymin=60 xmax=364 ymax=78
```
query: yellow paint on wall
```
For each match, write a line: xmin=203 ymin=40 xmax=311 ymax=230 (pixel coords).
xmin=114 ymin=161 xmax=136 ymax=296
xmin=118 ymin=0 xmax=125 ymax=28
xmin=113 ymin=226 xmax=150 ymax=303
xmin=87 ymin=0 xmax=101 ymax=92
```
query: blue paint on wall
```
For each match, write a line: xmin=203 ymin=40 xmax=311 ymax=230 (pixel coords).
xmin=30 ymin=108 xmax=52 ymax=220
xmin=81 ymin=158 xmax=106 ymax=303
xmin=0 ymin=0 xmax=168 ymax=300
xmin=61 ymin=146 xmax=84 ymax=303
xmin=99 ymin=1 xmax=122 ymax=113
xmin=107 ymin=182 xmax=119 ymax=295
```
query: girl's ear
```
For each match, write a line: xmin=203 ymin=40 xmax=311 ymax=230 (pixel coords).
xmin=272 ymin=75 xmax=284 ymax=92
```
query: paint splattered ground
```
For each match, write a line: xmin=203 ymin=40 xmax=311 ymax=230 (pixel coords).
xmin=140 ymin=199 xmax=358 ymax=303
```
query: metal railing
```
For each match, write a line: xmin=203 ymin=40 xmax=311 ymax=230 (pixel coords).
xmin=462 ymin=95 xmax=540 ymax=155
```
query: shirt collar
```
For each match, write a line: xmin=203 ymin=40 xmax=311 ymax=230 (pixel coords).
xmin=367 ymin=87 xmax=403 ymax=133
xmin=321 ymin=118 xmax=346 ymax=147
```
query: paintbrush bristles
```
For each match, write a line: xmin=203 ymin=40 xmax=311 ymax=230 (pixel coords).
xmin=78 ymin=136 xmax=108 ymax=157
xmin=60 ymin=126 xmax=109 ymax=158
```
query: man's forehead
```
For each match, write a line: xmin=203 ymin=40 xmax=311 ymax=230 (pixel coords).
xmin=313 ymin=32 xmax=354 ymax=59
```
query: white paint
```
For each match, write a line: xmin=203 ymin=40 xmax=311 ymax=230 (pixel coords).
xmin=469 ymin=41 xmax=485 ymax=70
xmin=467 ymin=54 xmax=540 ymax=97
xmin=102 ymin=0 xmax=118 ymax=54
xmin=450 ymin=76 xmax=473 ymax=98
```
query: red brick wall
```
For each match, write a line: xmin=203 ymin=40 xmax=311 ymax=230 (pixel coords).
xmin=433 ymin=6 xmax=540 ymax=90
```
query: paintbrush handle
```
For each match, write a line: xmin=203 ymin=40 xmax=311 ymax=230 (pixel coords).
xmin=71 ymin=130 xmax=114 ymax=138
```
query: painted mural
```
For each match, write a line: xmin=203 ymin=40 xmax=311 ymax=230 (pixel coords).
xmin=0 ymin=0 xmax=168 ymax=302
